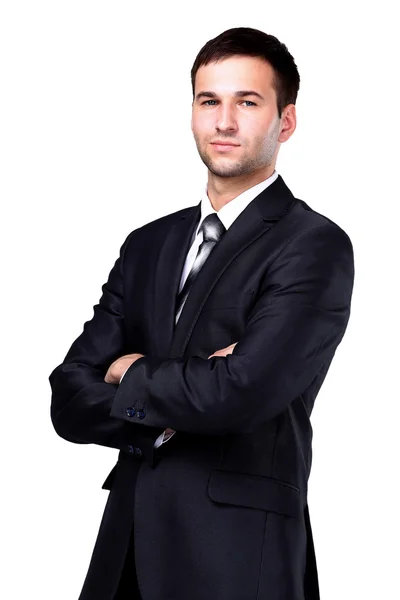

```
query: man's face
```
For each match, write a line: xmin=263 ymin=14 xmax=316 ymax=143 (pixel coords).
xmin=191 ymin=55 xmax=292 ymax=178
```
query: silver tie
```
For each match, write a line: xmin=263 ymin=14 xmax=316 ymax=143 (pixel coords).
xmin=175 ymin=213 xmax=226 ymax=323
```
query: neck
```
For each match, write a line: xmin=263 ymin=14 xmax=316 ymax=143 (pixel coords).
xmin=207 ymin=166 xmax=276 ymax=211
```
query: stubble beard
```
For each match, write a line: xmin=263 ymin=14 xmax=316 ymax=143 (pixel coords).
xmin=194 ymin=121 xmax=280 ymax=179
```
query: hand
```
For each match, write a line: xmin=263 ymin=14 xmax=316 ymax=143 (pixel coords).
xmin=104 ymin=353 xmax=145 ymax=384
xmin=208 ymin=342 xmax=237 ymax=359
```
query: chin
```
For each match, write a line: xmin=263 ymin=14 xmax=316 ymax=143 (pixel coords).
xmin=210 ymin=165 xmax=243 ymax=178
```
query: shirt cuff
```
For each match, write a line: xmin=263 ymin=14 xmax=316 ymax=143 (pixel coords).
xmin=153 ymin=429 xmax=176 ymax=448
xmin=119 ymin=367 xmax=129 ymax=384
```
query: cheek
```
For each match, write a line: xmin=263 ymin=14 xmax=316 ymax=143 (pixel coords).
xmin=193 ymin=111 xmax=215 ymax=132
xmin=246 ymin=116 xmax=269 ymax=132
xmin=245 ymin=120 xmax=272 ymax=147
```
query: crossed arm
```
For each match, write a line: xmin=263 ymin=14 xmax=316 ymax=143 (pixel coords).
xmin=49 ymin=223 xmax=354 ymax=448
xmin=105 ymin=343 xmax=238 ymax=446
xmin=105 ymin=343 xmax=238 ymax=384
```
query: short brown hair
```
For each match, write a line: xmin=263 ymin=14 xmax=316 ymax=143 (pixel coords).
xmin=191 ymin=27 xmax=300 ymax=118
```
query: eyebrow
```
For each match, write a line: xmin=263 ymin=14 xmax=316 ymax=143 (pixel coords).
xmin=195 ymin=90 xmax=265 ymax=102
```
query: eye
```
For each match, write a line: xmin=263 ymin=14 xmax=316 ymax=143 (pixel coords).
xmin=201 ymin=100 xmax=256 ymax=106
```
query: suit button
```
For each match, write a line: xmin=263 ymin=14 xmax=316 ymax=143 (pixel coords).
xmin=127 ymin=445 xmax=134 ymax=454
xmin=126 ymin=407 xmax=136 ymax=418
xmin=135 ymin=447 xmax=143 ymax=457
xmin=137 ymin=409 xmax=146 ymax=420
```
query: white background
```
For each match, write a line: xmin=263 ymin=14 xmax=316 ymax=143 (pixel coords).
xmin=1 ymin=1 xmax=399 ymax=598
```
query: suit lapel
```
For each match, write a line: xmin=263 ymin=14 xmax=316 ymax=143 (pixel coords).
xmin=152 ymin=175 xmax=296 ymax=358
xmin=152 ymin=204 xmax=201 ymax=358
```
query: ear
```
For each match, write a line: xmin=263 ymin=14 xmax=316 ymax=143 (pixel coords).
xmin=278 ymin=104 xmax=297 ymax=143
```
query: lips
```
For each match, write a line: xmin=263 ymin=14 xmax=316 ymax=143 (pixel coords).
xmin=211 ymin=142 xmax=239 ymax=152
xmin=211 ymin=142 xmax=239 ymax=146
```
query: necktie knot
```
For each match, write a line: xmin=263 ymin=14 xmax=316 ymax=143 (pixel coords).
xmin=199 ymin=213 xmax=226 ymax=243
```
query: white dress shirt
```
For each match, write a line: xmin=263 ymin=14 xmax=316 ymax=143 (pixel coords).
xmin=119 ymin=170 xmax=279 ymax=449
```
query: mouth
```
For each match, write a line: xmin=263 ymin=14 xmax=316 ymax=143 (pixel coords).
xmin=210 ymin=142 xmax=239 ymax=152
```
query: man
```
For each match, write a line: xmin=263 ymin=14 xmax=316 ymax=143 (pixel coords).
xmin=49 ymin=26 xmax=354 ymax=600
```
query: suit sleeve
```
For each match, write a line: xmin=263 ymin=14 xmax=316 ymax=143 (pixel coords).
xmin=110 ymin=223 xmax=355 ymax=435
xmin=48 ymin=230 xmax=165 ymax=452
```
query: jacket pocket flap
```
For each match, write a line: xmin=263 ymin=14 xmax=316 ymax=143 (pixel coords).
xmin=207 ymin=470 xmax=302 ymax=518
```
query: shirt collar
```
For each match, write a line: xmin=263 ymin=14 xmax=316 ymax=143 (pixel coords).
xmin=195 ymin=170 xmax=279 ymax=236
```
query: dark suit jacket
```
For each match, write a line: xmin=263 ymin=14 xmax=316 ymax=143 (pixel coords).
xmin=49 ymin=175 xmax=354 ymax=600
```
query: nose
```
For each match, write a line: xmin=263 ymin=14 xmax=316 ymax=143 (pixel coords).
xmin=215 ymin=103 xmax=238 ymax=133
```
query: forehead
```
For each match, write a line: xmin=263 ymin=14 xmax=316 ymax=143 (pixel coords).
xmin=194 ymin=55 xmax=274 ymax=96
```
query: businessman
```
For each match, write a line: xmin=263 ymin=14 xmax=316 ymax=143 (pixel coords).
xmin=49 ymin=26 xmax=354 ymax=600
